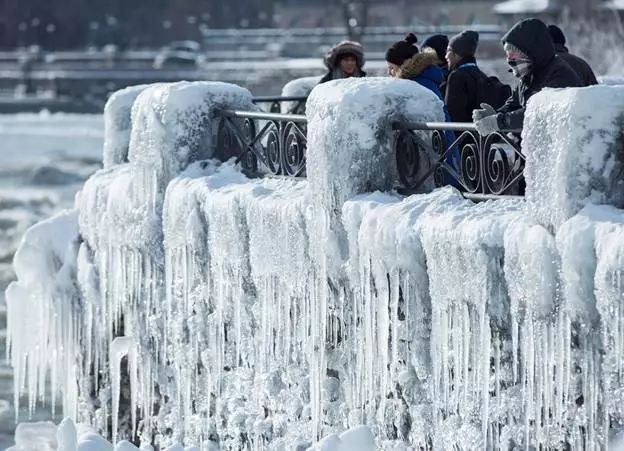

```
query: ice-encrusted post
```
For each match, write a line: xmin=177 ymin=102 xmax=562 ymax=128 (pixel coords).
xmin=127 ymin=81 xmax=256 ymax=186
xmin=76 ymin=81 xmax=257 ymax=442
xmin=523 ymin=86 xmax=624 ymax=230
xmin=304 ymin=77 xmax=445 ymax=437
xmin=306 ymin=77 xmax=445 ymax=209
xmin=102 ymin=84 xmax=150 ymax=168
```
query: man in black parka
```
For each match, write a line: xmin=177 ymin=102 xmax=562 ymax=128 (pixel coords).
xmin=548 ymin=24 xmax=598 ymax=87
xmin=444 ymin=30 xmax=483 ymax=123
xmin=473 ymin=18 xmax=582 ymax=135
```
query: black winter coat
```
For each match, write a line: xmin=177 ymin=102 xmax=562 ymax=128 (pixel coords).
xmin=554 ymin=43 xmax=598 ymax=87
xmin=444 ymin=57 xmax=483 ymax=123
xmin=497 ymin=20 xmax=582 ymax=131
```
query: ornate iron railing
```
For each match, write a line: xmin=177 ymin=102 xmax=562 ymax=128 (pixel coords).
xmin=394 ymin=122 xmax=524 ymax=199
xmin=217 ymin=98 xmax=525 ymax=199
xmin=216 ymin=108 xmax=308 ymax=177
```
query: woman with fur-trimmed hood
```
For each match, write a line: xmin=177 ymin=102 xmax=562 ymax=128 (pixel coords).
xmin=319 ymin=40 xmax=366 ymax=84
xmin=386 ymin=33 xmax=446 ymax=100
xmin=386 ymin=33 xmax=459 ymax=184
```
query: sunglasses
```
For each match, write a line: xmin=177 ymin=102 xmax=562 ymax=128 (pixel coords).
xmin=507 ymin=58 xmax=531 ymax=67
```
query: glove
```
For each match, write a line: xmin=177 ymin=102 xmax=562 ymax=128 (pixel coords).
xmin=475 ymin=114 xmax=500 ymax=136
xmin=472 ymin=103 xmax=497 ymax=122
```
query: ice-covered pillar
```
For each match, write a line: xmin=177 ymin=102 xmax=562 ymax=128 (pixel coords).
xmin=305 ymin=77 xmax=445 ymax=209
xmin=102 ymin=84 xmax=150 ymax=168
xmin=127 ymin=81 xmax=256 ymax=185
xmin=523 ymin=86 xmax=624 ymax=230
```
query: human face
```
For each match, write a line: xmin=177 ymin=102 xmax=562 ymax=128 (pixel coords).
xmin=445 ymin=47 xmax=462 ymax=69
xmin=505 ymin=49 xmax=532 ymax=78
xmin=387 ymin=62 xmax=400 ymax=77
xmin=339 ymin=55 xmax=358 ymax=76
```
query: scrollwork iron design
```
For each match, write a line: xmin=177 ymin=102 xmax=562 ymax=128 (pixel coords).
xmin=394 ymin=122 xmax=523 ymax=197
xmin=217 ymin=108 xmax=307 ymax=178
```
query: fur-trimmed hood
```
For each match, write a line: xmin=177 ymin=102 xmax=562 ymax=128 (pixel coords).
xmin=324 ymin=41 xmax=365 ymax=70
xmin=396 ymin=51 xmax=442 ymax=80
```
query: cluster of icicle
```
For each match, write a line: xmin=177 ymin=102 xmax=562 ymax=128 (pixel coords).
xmin=10 ymin=160 xmax=624 ymax=449
xmin=7 ymin=81 xmax=624 ymax=450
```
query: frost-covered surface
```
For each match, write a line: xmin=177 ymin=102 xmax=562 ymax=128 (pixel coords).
xmin=280 ymin=76 xmax=321 ymax=113
xmin=8 ymin=81 xmax=624 ymax=450
xmin=128 ymin=81 xmax=255 ymax=185
xmin=523 ymin=86 xmax=624 ymax=230
xmin=6 ymin=210 xmax=81 ymax=421
xmin=599 ymin=76 xmax=624 ymax=86
xmin=306 ymin=77 xmax=444 ymax=209
xmin=103 ymin=85 xmax=150 ymax=168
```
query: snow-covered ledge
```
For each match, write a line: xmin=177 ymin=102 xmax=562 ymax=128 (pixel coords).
xmin=523 ymin=86 xmax=624 ymax=230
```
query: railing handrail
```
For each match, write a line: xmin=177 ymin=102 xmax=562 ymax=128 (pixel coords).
xmin=395 ymin=121 xmax=522 ymax=134
xmin=221 ymin=109 xmax=308 ymax=123
xmin=252 ymin=95 xmax=308 ymax=103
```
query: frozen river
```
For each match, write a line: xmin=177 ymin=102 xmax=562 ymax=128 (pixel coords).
xmin=0 ymin=113 xmax=104 ymax=449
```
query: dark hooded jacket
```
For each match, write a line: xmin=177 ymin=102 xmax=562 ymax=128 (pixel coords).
xmin=554 ymin=43 xmax=598 ymax=87
xmin=497 ymin=19 xmax=582 ymax=130
xmin=444 ymin=56 xmax=484 ymax=123
xmin=319 ymin=41 xmax=366 ymax=84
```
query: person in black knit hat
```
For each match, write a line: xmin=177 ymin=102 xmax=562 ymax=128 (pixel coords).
xmin=547 ymin=24 xmax=597 ymax=86
xmin=385 ymin=33 xmax=419 ymax=76
xmin=423 ymin=34 xmax=450 ymax=94
xmin=386 ymin=33 xmax=460 ymax=186
xmin=444 ymin=30 xmax=510 ymax=123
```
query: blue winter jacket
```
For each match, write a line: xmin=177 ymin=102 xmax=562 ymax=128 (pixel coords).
xmin=398 ymin=51 xmax=460 ymax=183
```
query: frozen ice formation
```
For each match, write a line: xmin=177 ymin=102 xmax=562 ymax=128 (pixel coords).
xmin=523 ymin=86 xmax=624 ymax=231
xmin=103 ymin=85 xmax=150 ymax=168
xmin=7 ymin=79 xmax=624 ymax=450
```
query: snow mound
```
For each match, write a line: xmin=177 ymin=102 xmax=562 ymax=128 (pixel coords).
xmin=523 ymin=86 xmax=624 ymax=230
xmin=103 ymin=84 xmax=150 ymax=168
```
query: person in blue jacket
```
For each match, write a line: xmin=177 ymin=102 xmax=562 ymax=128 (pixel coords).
xmin=386 ymin=33 xmax=460 ymax=185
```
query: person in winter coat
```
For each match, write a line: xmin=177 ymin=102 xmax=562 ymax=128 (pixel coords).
xmin=547 ymin=25 xmax=598 ymax=87
xmin=318 ymin=40 xmax=366 ymax=84
xmin=444 ymin=30 xmax=483 ymax=123
xmin=473 ymin=18 xmax=582 ymax=135
xmin=422 ymin=34 xmax=449 ymax=93
xmin=387 ymin=33 xmax=459 ymax=183
xmin=386 ymin=33 xmax=446 ymax=98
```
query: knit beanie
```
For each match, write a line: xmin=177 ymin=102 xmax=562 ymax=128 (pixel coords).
xmin=385 ymin=33 xmax=419 ymax=66
xmin=422 ymin=34 xmax=449 ymax=63
xmin=547 ymin=25 xmax=566 ymax=46
xmin=448 ymin=30 xmax=479 ymax=58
